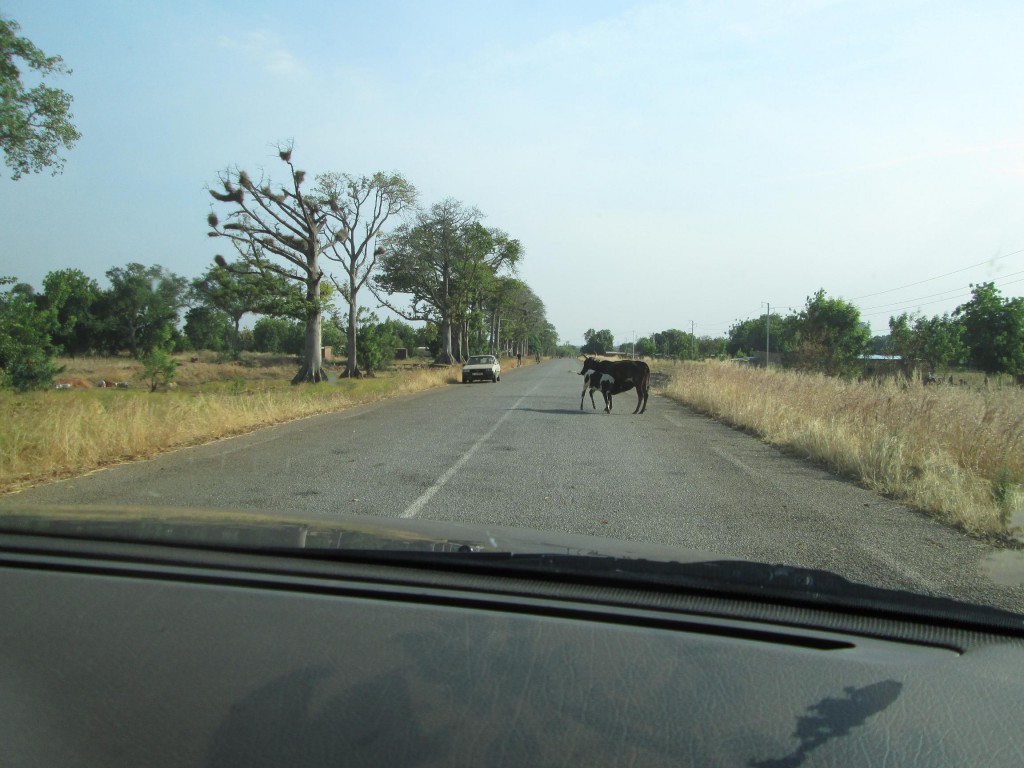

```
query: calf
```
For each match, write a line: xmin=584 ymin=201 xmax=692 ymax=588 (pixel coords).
xmin=577 ymin=357 xmax=650 ymax=414
xmin=580 ymin=367 xmax=615 ymax=411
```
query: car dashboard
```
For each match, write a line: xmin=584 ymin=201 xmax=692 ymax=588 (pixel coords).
xmin=3 ymin=528 xmax=1024 ymax=767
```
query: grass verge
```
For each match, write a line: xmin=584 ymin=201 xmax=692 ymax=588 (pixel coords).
xmin=657 ymin=361 xmax=1024 ymax=539
xmin=0 ymin=363 xmax=457 ymax=494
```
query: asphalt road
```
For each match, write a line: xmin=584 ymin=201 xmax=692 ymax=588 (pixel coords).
xmin=4 ymin=359 xmax=1024 ymax=612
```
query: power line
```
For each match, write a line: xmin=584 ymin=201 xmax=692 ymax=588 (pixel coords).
xmin=857 ymin=270 xmax=1024 ymax=312
xmin=858 ymin=275 xmax=1024 ymax=317
xmin=849 ymin=247 xmax=1024 ymax=301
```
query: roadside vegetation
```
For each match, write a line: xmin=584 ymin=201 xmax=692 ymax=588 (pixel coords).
xmin=658 ymin=361 xmax=1024 ymax=539
xmin=0 ymin=354 xmax=464 ymax=494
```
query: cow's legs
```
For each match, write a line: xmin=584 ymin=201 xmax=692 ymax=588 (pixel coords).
xmin=633 ymin=384 xmax=648 ymax=414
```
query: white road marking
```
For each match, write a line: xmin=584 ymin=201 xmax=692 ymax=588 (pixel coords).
xmin=401 ymin=379 xmax=545 ymax=519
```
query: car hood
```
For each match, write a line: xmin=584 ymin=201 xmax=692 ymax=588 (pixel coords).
xmin=0 ymin=504 xmax=718 ymax=560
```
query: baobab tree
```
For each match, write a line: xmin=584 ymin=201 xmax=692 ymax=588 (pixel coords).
xmin=207 ymin=144 xmax=333 ymax=383
xmin=374 ymin=199 xmax=521 ymax=364
xmin=319 ymin=171 xmax=416 ymax=378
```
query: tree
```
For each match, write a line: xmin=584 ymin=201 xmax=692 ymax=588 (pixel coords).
xmin=207 ymin=144 xmax=333 ymax=383
xmin=0 ymin=276 xmax=61 ymax=390
xmin=793 ymin=290 xmax=870 ymax=376
xmin=252 ymin=317 xmax=304 ymax=355
xmin=727 ymin=314 xmax=790 ymax=359
xmin=319 ymin=172 xmax=416 ymax=378
xmin=352 ymin=309 xmax=400 ymax=375
xmin=190 ymin=260 xmax=306 ymax=357
xmin=581 ymin=329 xmax=614 ymax=356
xmin=40 ymin=268 xmax=100 ymax=357
xmin=375 ymin=199 xmax=521 ymax=364
xmin=635 ymin=337 xmax=656 ymax=358
xmin=138 ymin=330 xmax=178 ymax=392
xmin=955 ymin=282 xmax=1024 ymax=374
xmin=98 ymin=263 xmax=187 ymax=358
xmin=0 ymin=14 xmax=80 ymax=179
xmin=183 ymin=306 xmax=233 ymax=352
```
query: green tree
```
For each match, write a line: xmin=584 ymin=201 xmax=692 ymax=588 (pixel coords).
xmin=887 ymin=313 xmax=916 ymax=360
xmin=634 ymin=337 xmax=656 ymax=358
xmin=581 ymin=329 xmax=614 ymax=356
xmin=138 ymin=331 xmax=178 ymax=392
xmin=914 ymin=314 xmax=965 ymax=371
xmin=183 ymin=306 xmax=233 ymax=352
xmin=99 ymin=263 xmax=188 ymax=358
xmin=794 ymin=290 xmax=870 ymax=376
xmin=352 ymin=309 xmax=400 ymax=375
xmin=375 ymin=199 xmax=521 ymax=364
xmin=252 ymin=317 xmax=304 ymax=355
xmin=727 ymin=314 xmax=796 ymax=361
xmin=0 ymin=14 xmax=80 ymax=179
xmin=40 ymin=268 xmax=100 ymax=356
xmin=0 ymin=276 xmax=61 ymax=390
xmin=190 ymin=260 xmax=306 ymax=357
xmin=955 ymin=282 xmax=1024 ymax=374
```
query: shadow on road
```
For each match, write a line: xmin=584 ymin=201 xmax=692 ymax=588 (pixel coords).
xmin=513 ymin=407 xmax=590 ymax=415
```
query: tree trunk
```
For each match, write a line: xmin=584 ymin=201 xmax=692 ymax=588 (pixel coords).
xmin=292 ymin=276 xmax=327 ymax=384
xmin=345 ymin=281 xmax=361 ymax=378
xmin=436 ymin=317 xmax=455 ymax=364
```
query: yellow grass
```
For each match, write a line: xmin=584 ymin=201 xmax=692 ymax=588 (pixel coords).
xmin=0 ymin=359 xmax=457 ymax=494
xmin=657 ymin=361 xmax=1024 ymax=538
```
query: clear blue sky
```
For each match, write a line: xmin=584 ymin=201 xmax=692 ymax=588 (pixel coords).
xmin=3 ymin=0 xmax=1023 ymax=343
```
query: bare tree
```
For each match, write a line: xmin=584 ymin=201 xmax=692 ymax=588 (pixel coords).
xmin=206 ymin=144 xmax=331 ymax=384
xmin=319 ymin=172 xmax=417 ymax=378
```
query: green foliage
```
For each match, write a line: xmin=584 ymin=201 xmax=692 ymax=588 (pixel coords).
xmin=41 ymin=268 xmax=101 ymax=356
xmin=955 ymin=283 xmax=1024 ymax=374
xmin=321 ymin=312 xmax=344 ymax=350
xmin=356 ymin=310 xmax=400 ymax=375
xmin=252 ymin=317 xmax=304 ymax=355
xmin=375 ymin=199 xmax=522 ymax=363
xmin=794 ymin=290 xmax=870 ymax=376
xmin=653 ymin=328 xmax=695 ymax=359
xmin=727 ymin=314 xmax=797 ymax=360
xmin=100 ymin=263 xmax=188 ymax=358
xmin=183 ymin=306 xmax=233 ymax=352
xmin=138 ymin=331 xmax=178 ymax=392
xmin=0 ymin=14 xmax=80 ymax=179
xmin=635 ymin=337 xmax=656 ymax=358
xmin=888 ymin=312 xmax=964 ymax=370
xmin=0 ymin=276 xmax=62 ymax=390
xmin=582 ymin=328 xmax=614 ymax=355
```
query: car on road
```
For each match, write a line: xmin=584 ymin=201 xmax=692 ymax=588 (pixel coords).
xmin=461 ymin=354 xmax=501 ymax=383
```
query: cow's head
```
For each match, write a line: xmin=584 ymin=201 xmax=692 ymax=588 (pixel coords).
xmin=578 ymin=357 xmax=598 ymax=375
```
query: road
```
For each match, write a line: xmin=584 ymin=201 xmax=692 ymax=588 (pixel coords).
xmin=3 ymin=359 xmax=1024 ymax=612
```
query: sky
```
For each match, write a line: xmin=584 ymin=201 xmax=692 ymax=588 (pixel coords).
xmin=2 ymin=0 xmax=1024 ymax=344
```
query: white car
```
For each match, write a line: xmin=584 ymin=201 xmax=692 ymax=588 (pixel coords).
xmin=461 ymin=355 xmax=501 ymax=383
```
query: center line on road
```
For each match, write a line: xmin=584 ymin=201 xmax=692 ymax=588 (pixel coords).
xmin=400 ymin=379 xmax=545 ymax=519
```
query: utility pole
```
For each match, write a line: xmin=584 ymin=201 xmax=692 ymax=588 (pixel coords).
xmin=690 ymin=320 xmax=695 ymax=360
xmin=762 ymin=302 xmax=771 ymax=369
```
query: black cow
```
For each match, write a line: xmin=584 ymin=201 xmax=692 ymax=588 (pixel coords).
xmin=577 ymin=357 xmax=650 ymax=414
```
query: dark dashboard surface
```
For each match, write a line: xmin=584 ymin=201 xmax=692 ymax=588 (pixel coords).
xmin=3 ymin=532 xmax=1024 ymax=767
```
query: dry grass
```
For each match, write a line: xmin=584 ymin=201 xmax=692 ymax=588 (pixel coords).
xmin=0 ymin=359 xmax=457 ymax=494
xmin=657 ymin=361 xmax=1024 ymax=538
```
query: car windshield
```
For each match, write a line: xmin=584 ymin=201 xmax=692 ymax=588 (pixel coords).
xmin=1 ymin=2 xmax=1023 ymax=621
